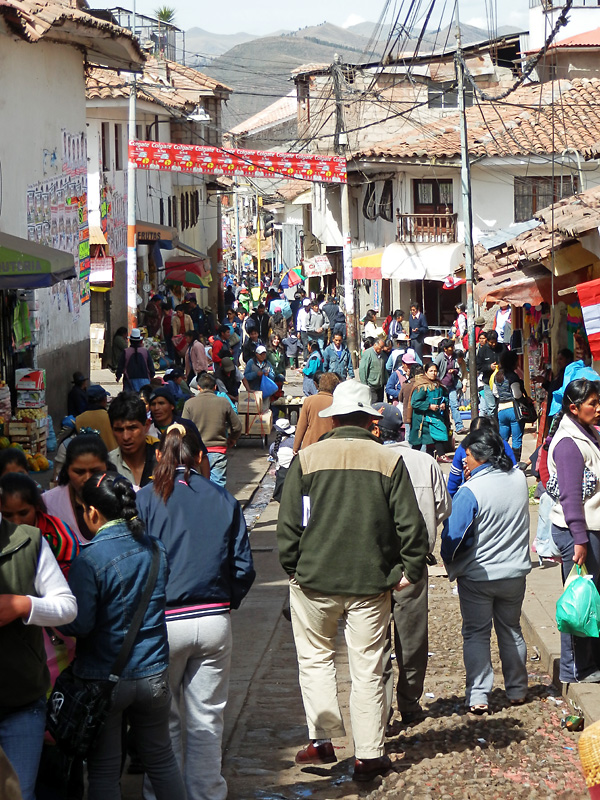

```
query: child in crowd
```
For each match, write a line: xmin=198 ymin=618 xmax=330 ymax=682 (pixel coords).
xmin=282 ymin=327 xmax=302 ymax=369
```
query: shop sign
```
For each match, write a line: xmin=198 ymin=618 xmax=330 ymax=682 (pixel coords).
xmin=303 ymin=255 xmax=334 ymax=277
xmin=90 ymin=256 xmax=114 ymax=285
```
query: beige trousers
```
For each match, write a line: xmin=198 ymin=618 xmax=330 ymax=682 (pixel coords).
xmin=289 ymin=580 xmax=391 ymax=759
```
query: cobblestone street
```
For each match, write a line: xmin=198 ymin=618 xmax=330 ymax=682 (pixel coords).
xmin=224 ymin=536 xmax=589 ymax=800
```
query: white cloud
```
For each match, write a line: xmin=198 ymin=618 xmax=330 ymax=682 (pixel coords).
xmin=342 ymin=13 xmax=365 ymax=29
xmin=466 ymin=16 xmax=487 ymax=28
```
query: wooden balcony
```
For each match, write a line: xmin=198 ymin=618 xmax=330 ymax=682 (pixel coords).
xmin=396 ymin=212 xmax=458 ymax=243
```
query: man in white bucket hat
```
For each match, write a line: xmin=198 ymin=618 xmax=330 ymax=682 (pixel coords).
xmin=277 ymin=379 xmax=428 ymax=783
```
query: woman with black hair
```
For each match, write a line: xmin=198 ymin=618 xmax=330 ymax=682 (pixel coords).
xmin=492 ymin=349 xmax=526 ymax=461
xmin=136 ymin=424 xmax=254 ymax=800
xmin=59 ymin=473 xmax=184 ymax=800
xmin=447 ymin=416 xmax=517 ymax=496
xmin=547 ymin=378 xmax=600 ymax=683
xmin=44 ymin=434 xmax=112 ymax=542
xmin=441 ymin=427 xmax=531 ymax=714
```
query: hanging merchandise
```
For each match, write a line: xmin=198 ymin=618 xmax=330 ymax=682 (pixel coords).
xmin=13 ymin=300 xmax=32 ymax=351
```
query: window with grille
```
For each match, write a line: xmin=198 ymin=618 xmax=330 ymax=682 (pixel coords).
xmin=514 ymin=176 xmax=579 ymax=222
xmin=428 ymin=82 xmax=473 ymax=109
xmin=378 ymin=179 xmax=394 ymax=222
xmin=362 ymin=183 xmax=377 ymax=221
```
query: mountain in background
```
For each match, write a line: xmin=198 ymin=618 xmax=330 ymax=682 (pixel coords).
xmin=195 ymin=20 xmax=524 ymax=131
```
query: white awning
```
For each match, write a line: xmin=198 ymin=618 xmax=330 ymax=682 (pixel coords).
xmin=381 ymin=242 xmax=465 ymax=282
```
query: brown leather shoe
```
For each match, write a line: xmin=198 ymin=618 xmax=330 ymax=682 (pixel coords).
xmin=352 ymin=754 xmax=392 ymax=782
xmin=295 ymin=741 xmax=337 ymax=765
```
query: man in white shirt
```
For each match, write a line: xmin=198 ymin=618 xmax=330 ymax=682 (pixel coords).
xmin=296 ymin=298 xmax=311 ymax=362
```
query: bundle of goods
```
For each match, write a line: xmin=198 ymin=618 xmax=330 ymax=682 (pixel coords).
xmin=237 ymin=390 xmax=272 ymax=438
xmin=9 ymin=369 xmax=50 ymax=460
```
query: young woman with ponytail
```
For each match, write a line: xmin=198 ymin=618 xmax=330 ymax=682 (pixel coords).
xmin=58 ymin=473 xmax=185 ymax=800
xmin=441 ymin=427 xmax=531 ymax=714
xmin=547 ymin=378 xmax=600 ymax=683
xmin=136 ymin=423 xmax=255 ymax=800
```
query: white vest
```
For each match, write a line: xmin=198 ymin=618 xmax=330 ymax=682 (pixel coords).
xmin=548 ymin=414 xmax=600 ymax=530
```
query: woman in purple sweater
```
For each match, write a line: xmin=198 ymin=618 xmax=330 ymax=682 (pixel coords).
xmin=547 ymin=378 xmax=600 ymax=683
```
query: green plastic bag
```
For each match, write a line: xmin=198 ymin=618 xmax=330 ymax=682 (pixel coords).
xmin=556 ymin=564 xmax=600 ymax=638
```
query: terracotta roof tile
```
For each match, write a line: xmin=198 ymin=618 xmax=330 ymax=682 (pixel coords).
xmin=548 ymin=27 xmax=600 ymax=49
xmin=229 ymin=92 xmax=296 ymax=136
xmin=353 ymin=79 xmax=600 ymax=161
xmin=0 ymin=0 xmax=143 ymax=69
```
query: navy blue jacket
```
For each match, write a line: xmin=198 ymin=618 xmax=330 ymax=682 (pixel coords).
xmin=136 ymin=470 xmax=255 ymax=613
xmin=60 ymin=521 xmax=169 ymax=680
xmin=409 ymin=313 xmax=428 ymax=346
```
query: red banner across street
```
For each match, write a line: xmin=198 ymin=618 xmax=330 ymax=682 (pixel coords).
xmin=129 ymin=141 xmax=347 ymax=184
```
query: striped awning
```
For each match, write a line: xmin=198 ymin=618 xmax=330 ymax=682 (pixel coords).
xmin=352 ymin=249 xmax=384 ymax=280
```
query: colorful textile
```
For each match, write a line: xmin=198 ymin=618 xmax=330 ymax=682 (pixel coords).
xmin=36 ymin=511 xmax=80 ymax=576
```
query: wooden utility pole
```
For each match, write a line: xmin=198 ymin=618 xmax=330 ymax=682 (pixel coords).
xmin=456 ymin=3 xmax=479 ymax=417
xmin=332 ymin=55 xmax=358 ymax=362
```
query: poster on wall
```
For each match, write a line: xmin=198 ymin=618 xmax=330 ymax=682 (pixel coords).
xmin=100 ymin=184 xmax=127 ymax=261
xmin=27 ymin=129 xmax=89 ymax=306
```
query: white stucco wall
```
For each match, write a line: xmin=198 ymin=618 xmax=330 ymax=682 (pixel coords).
xmin=0 ymin=25 xmax=90 ymax=357
xmin=529 ymin=4 xmax=600 ymax=51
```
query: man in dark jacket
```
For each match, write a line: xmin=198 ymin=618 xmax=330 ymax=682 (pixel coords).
xmin=408 ymin=303 xmax=428 ymax=359
xmin=277 ymin=379 xmax=428 ymax=783
xmin=475 ymin=330 xmax=506 ymax=415
xmin=249 ymin=304 xmax=270 ymax=341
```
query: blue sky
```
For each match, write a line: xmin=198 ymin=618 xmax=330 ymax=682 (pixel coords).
xmin=96 ymin=0 xmax=529 ymax=36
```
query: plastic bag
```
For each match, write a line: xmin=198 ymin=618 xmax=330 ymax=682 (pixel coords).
xmin=260 ymin=374 xmax=279 ymax=399
xmin=556 ymin=564 xmax=600 ymax=638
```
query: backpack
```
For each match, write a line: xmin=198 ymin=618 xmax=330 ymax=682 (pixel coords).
xmin=382 ymin=315 xmax=392 ymax=335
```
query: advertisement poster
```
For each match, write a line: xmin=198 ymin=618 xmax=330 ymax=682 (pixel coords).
xmin=27 ymin=129 xmax=89 ymax=305
xmin=129 ymin=140 xmax=347 ymax=184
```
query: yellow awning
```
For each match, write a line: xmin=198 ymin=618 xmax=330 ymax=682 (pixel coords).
xmin=353 ymin=249 xmax=384 ymax=280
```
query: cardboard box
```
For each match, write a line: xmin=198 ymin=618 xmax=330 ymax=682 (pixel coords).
xmin=16 ymin=390 xmax=46 ymax=408
xmin=15 ymin=369 xmax=46 ymax=391
xmin=90 ymin=324 xmax=105 ymax=354
xmin=244 ymin=410 xmax=272 ymax=436
xmin=237 ymin=390 xmax=263 ymax=415
xmin=90 ymin=353 xmax=103 ymax=369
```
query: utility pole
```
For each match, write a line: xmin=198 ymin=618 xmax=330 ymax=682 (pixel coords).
xmin=126 ymin=0 xmax=138 ymax=331
xmin=233 ymin=180 xmax=241 ymax=281
xmin=455 ymin=3 xmax=479 ymax=418
xmin=256 ymin=194 xmax=262 ymax=287
xmin=332 ymin=54 xmax=357 ymax=363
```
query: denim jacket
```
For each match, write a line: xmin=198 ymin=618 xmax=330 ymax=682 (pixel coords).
xmin=59 ymin=520 xmax=169 ymax=680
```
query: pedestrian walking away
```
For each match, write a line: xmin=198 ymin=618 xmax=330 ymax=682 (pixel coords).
xmin=137 ymin=425 xmax=255 ymax=800
xmin=493 ymin=349 xmax=526 ymax=462
xmin=370 ymin=403 xmax=451 ymax=727
xmin=116 ymin=329 xmax=155 ymax=393
xmin=181 ymin=373 xmax=242 ymax=487
xmin=301 ymin=341 xmax=324 ymax=397
xmin=277 ymin=379 xmax=429 ymax=783
xmin=441 ymin=427 xmax=531 ymax=714
xmin=293 ymin=372 xmax=340 ymax=452
xmin=59 ymin=473 xmax=185 ymax=800
xmin=547 ymin=378 xmax=600 ymax=683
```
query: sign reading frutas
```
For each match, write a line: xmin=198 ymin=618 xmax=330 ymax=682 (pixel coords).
xmin=129 ymin=141 xmax=347 ymax=184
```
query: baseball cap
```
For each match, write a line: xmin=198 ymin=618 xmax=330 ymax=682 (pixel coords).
xmin=402 ymin=349 xmax=418 ymax=365
xmin=371 ymin=402 xmax=402 ymax=433
xmin=220 ymin=357 xmax=236 ymax=372
xmin=87 ymin=384 xmax=109 ymax=403
xmin=255 ymin=345 xmax=267 ymax=355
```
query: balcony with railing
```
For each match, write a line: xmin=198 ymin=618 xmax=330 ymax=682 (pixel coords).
xmin=396 ymin=211 xmax=458 ymax=243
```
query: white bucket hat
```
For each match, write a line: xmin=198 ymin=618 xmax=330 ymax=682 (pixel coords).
xmin=319 ymin=380 xmax=383 ymax=418
xmin=275 ymin=418 xmax=296 ymax=435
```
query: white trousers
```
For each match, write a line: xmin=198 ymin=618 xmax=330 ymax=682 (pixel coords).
xmin=143 ymin=613 xmax=232 ymax=800
xmin=289 ymin=579 xmax=390 ymax=759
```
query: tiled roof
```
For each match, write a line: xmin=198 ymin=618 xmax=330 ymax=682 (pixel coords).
xmin=549 ymin=28 xmax=600 ymax=49
xmin=0 ymin=0 xmax=143 ymax=70
xmin=229 ymin=92 xmax=296 ymax=136
xmin=352 ymin=79 xmax=600 ymax=161
xmin=86 ymin=58 xmax=229 ymax=112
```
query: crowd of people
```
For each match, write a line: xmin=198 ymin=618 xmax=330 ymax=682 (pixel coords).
xmin=3 ymin=279 xmax=600 ymax=796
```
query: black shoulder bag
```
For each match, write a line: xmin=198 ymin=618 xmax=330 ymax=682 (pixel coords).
xmin=47 ymin=540 xmax=160 ymax=759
